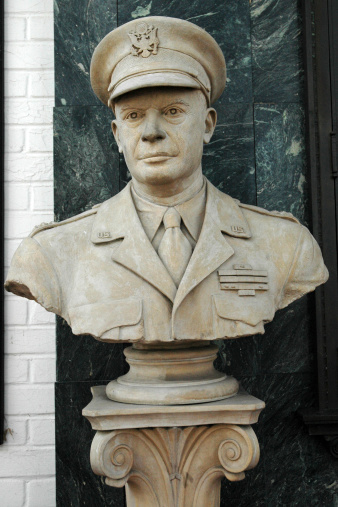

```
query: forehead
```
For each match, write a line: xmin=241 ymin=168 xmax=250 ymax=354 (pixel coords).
xmin=114 ymin=87 xmax=205 ymax=110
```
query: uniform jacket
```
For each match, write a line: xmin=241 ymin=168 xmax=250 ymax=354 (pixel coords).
xmin=5 ymin=179 xmax=328 ymax=343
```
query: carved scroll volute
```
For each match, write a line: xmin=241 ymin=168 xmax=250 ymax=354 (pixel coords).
xmin=90 ymin=425 xmax=260 ymax=507
xmin=90 ymin=431 xmax=134 ymax=488
xmin=217 ymin=425 xmax=260 ymax=478
xmin=179 ymin=425 xmax=260 ymax=507
xmin=90 ymin=430 xmax=173 ymax=506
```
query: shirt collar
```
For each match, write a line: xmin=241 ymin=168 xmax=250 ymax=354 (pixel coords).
xmin=131 ymin=179 xmax=207 ymax=242
xmin=176 ymin=181 xmax=206 ymax=241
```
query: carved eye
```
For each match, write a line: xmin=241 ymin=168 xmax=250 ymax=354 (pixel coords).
xmin=128 ymin=112 xmax=138 ymax=119
xmin=168 ymin=108 xmax=178 ymax=115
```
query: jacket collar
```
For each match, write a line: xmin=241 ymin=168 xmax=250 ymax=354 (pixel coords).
xmin=91 ymin=183 xmax=177 ymax=302
xmin=90 ymin=180 xmax=251 ymax=305
xmin=91 ymin=180 xmax=251 ymax=242
xmin=172 ymin=181 xmax=251 ymax=313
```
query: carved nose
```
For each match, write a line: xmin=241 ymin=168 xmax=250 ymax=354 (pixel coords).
xmin=141 ymin=120 xmax=166 ymax=142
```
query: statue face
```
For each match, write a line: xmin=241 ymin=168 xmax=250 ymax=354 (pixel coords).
xmin=112 ymin=87 xmax=216 ymax=188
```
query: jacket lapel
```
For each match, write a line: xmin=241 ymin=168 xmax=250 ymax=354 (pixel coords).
xmin=173 ymin=180 xmax=251 ymax=313
xmin=90 ymin=180 xmax=251 ymax=308
xmin=90 ymin=183 xmax=177 ymax=303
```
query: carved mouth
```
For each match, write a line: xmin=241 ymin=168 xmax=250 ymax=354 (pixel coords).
xmin=140 ymin=153 xmax=175 ymax=162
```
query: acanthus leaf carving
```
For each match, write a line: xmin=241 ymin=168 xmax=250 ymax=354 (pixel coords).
xmin=90 ymin=424 xmax=260 ymax=507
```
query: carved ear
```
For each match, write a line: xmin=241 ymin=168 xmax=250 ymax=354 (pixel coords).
xmin=203 ymin=108 xmax=217 ymax=144
xmin=111 ymin=120 xmax=123 ymax=153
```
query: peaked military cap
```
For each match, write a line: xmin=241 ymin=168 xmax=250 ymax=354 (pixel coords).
xmin=90 ymin=16 xmax=226 ymax=107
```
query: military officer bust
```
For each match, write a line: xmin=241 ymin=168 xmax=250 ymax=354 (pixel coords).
xmin=5 ymin=17 xmax=328 ymax=347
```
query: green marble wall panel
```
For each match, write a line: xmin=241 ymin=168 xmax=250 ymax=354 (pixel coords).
xmin=250 ymin=0 xmax=304 ymax=102
xmin=250 ymin=0 xmax=301 ymax=41
xmin=253 ymin=102 xmax=313 ymax=376
xmin=54 ymin=105 xmax=124 ymax=383
xmin=259 ymin=373 xmax=338 ymax=506
xmin=259 ymin=297 xmax=316 ymax=374
xmin=203 ymin=103 xmax=256 ymax=205
xmin=55 ymin=376 xmax=338 ymax=507
xmin=54 ymin=0 xmax=336 ymax=505
xmin=254 ymin=103 xmax=309 ymax=224
xmin=54 ymin=105 xmax=118 ymax=221
xmin=55 ymin=0 xmax=117 ymax=106
xmin=54 ymin=0 xmax=253 ymax=107
xmin=56 ymin=317 xmax=127 ymax=382
xmin=117 ymin=0 xmax=252 ymax=70
xmin=56 ymin=382 xmax=126 ymax=506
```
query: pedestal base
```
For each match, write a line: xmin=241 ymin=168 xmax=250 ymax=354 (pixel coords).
xmin=106 ymin=344 xmax=239 ymax=405
xmin=83 ymin=387 xmax=265 ymax=507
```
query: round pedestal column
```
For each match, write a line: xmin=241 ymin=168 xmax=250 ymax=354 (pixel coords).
xmin=106 ymin=343 xmax=239 ymax=405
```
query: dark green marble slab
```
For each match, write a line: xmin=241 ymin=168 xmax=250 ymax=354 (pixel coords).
xmin=55 ymin=0 xmax=253 ymax=106
xmin=215 ymin=335 xmax=261 ymax=379
xmin=117 ymin=0 xmax=251 ymax=70
xmin=56 ymin=317 xmax=128 ymax=382
xmin=216 ymin=296 xmax=315 ymax=379
xmin=56 ymin=381 xmax=126 ymax=507
xmin=250 ymin=0 xmax=304 ymax=103
xmin=254 ymin=103 xmax=309 ymax=226
xmin=54 ymin=105 xmax=119 ymax=221
xmin=224 ymin=67 xmax=253 ymax=104
xmin=54 ymin=105 xmax=123 ymax=383
xmin=53 ymin=2 xmax=335 ymax=505
xmin=252 ymin=38 xmax=304 ymax=103
xmin=259 ymin=296 xmax=315 ymax=374
xmin=55 ymin=0 xmax=117 ymax=106
xmin=250 ymin=0 xmax=302 ymax=43
xmin=203 ymin=103 xmax=256 ymax=205
xmin=260 ymin=373 xmax=338 ymax=506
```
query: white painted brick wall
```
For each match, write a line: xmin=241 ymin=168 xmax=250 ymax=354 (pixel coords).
xmin=2 ymin=1 xmax=56 ymax=505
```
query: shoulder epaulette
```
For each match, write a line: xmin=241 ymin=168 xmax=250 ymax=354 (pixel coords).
xmin=238 ymin=202 xmax=300 ymax=224
xmin=29 ymin=207 xmax=99 ymax=238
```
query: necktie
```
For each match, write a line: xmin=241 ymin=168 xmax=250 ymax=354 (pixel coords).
xmin=158 ymin=207 xmax=193 ymax=286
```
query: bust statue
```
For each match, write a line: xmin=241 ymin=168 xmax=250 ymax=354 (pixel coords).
xmin=5 ymin=17 xmax=328 ymax=405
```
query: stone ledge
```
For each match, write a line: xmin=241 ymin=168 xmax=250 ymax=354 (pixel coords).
xmin=83 ymin=386 xmax=265 ymax=431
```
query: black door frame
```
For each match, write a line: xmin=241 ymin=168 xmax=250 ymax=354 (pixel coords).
xmin=0 ymin=0 xmax=5 ymax=446
xmin=302 ymin=0 xmax=338 ymax=457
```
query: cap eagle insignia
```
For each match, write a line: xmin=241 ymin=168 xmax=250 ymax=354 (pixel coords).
xmin=128 ymin=22 xmax=159 ymax=58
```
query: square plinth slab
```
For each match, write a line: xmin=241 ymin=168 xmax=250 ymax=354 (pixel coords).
xmin=82 ymin=386 xmax=265 ymax=431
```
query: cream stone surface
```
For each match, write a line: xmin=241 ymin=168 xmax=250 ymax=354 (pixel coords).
xmin=83 ymin=386 xmax=265 ymax=430
xmin=90 ymin=424 xmax=260 ymax=506
xmin=90 ymin=16 xmax=226 ymax=106
xmin=4 ymin=177 xmax=328 ymax=343
xmin=106 ymin=344 xmax=239 ymax=405
xmin=86 ymin=388 xmax=263 ymax=506
xmin=4 ymin=16 xmax=328 ymax=405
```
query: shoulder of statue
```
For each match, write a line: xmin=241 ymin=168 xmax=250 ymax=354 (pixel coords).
xmin=29 ymin=203 xmax=103 ymax=238
xmin=237 ymin=201 xmax=300 ymax=225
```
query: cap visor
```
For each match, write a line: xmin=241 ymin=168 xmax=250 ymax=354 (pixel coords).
xmin=111 ymin=72 xmax=200 ymax=100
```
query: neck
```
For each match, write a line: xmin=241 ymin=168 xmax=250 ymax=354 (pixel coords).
xmin=131 ymin=169 xmax=204 ymax=206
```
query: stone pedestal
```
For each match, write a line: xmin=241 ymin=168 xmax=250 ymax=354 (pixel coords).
xmin=83 ymin=386 xmax=264 ymax=506
xmin=106 ymin=344 xmax=239 ymax=405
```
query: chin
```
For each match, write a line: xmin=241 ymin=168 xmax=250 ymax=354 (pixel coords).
xmin=134 ymin=163 xmax=182 ymax=186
